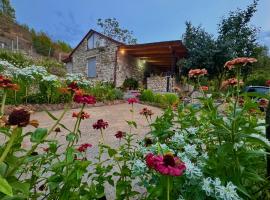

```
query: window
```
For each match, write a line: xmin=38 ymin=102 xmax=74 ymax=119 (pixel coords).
xmin=87 ymin=57 xmax=96 ymax=78
xmin=87 ymin=33 xmax=106 ymax=49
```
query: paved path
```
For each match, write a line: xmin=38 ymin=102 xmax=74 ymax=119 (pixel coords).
xmin=24 ymin=103 xmax=163 ymax=150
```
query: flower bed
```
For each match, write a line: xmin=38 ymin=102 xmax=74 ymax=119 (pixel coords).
xmin=0 ymin=57 xmax=270 ymax=200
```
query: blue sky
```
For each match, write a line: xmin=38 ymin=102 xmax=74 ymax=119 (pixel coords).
xmin=10 ymin=0 xmax=270 ymax=48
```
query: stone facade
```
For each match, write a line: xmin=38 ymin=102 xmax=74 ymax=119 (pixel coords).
xmin=147 ymin=75 xmax=175 ymax=92
xmin=67 ymin=31 xmax=144 ymax=87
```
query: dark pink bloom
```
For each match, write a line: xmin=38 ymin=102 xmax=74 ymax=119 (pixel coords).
xmin=73 ymin=94 xmax=96 ymax=104
xmin=77 ymin=143 xmax=92 ymax=152
xmin=67 ymin=81 xmax=79 ymax=91
xmin=115 ymin=131 xmax=126 ymax=139
xmin=145 ymin=153 xmax=186 ymax=176
xmin=93 ymin=119 xmax=109 ymax=130
xmin=266 ymin=80 xmax=270 ymax=87
xmin=127 ymin=98 xmax=139 ymax=104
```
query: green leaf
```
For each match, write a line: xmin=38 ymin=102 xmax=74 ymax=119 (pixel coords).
xmin=0 ymin=176 xmax=13 ymax=196
xmin=66 ymin=147 xmax=74 ymax=163
xmin=30 ymin=128 xmax=47 ymax=143
xmin=45 ymin=110 xmax=58 ymax=120
xmin=66 ymin=132 xmax=77 ymax=142
xmin=108 ymin=148 xmax=117 ymax=157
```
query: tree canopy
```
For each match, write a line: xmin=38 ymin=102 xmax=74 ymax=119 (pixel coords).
xmin=181 ymin=0 xmax=260 ymax=85
xmin=97 ymin=18 xmax=137 ymax=44
xmin=0 ymin=0 xmax=15 ymax=20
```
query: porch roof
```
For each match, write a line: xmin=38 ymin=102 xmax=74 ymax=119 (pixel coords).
xmin=118 ymin=40 xmax=188 ymax=68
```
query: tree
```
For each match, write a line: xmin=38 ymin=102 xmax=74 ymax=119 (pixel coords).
xmin=32 ymin=32 xmax=54 ymax=57
xmin=0 ymin=0 xmax=15 ymax=20
xmin=97 ymin=18 xmax=137 ymax=44
xmin=181 ymin=0 xmax=259 ymax=86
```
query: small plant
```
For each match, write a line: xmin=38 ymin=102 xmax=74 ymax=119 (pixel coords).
xmin=123 ymin=77 xmax=139 ymax=90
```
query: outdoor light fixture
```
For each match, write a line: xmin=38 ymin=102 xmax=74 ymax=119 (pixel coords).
xmin=120 ymin=49 xmax=125 ymax=54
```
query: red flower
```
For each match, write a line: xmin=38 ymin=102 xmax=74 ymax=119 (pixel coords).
xmin=8 ymin=108 xmax=30 ymax=127
xmin=72 ymin=111 xmax=90 ymax=119
xmin=0 ymin=75 xmax=19 ymax=91
xmin=115 ymin=131 xmax=126 ymax=139
xmin=127 ymin=98 xmax=139 ymax=104
xmin=42 ymin=147 xmax=49 ymax=152
xmin=93 ymin=119 xmax=109 ymax=130
xmin=145 ymin=153 xmax=186 ymax=176
xmin=200 ymin=86 xmax=209 ymax=91
xmin=77 ymin=143 xmax=92 ymax=152
xmin=265 ymin=80 xmax=270 ymax=87
xmin=259 ymin=98 xmax=269 ymax=108
xmin=73 ymin=94 xmax=96 ymax=104
xmin=224 ymin=57 xmax=257 ymax=70
xmin=188 ymin=68 xmax=208 ymax=78
xmin=140 ymin=107 xmax=154 ymax=117
xmin=68 ymin=81 xmax=79 ymax=91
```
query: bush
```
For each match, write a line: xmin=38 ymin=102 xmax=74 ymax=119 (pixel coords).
xmin=246 ymin=75 xmax=269 ymax=86
xmin=123 ymin=77 xmax=139 ymax=90
xmin=140 ymin=89 xmax=155 ymax=102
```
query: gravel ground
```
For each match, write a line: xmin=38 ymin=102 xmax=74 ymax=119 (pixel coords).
xmin=16 ymin=103 xmax=163 ymax=199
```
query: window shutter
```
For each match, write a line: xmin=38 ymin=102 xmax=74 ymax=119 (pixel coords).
xmin=87 ymin=57 xmax=96 ymax=77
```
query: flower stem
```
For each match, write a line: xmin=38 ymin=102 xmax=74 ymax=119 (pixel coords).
xmin=1 ymin=90 xmax=7 ymax=116
xmin=0 ymin=127 xmax=21 ymax=164
xmin=167 ymin=176 xmax=170 ymax=200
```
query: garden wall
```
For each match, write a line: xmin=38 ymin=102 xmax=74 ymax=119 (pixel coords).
xmin=147 ymin=75 xmax=175 ymax=92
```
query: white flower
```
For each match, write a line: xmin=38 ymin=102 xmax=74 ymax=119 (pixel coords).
xmin=233 ymin=141 xmax=244 ymax=150
xmin=202 ymin=177 xmax=213 ymax=196
xmin=186 ymin=127 xmax=198 ymax=135
xmin=177 ymin=195 xmax=185 ymax=200
xmin=171 ymin=132 xmax=185 ymax=145
xmin=181 ymin=157 xmax=203 ymax=179
xmin=184 ymin=144 xmax=198 ymax=158
xmin=132 ymin=159 xmax=146 ymax=176
xmin=215 ymin=182 xmax=242 ymax=200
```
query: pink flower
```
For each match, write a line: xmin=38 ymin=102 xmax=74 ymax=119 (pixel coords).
xmin=127 ymin=98 xmax=139 ymax=104
xmin=140 ymin=107 xmax=154 ymax=117
xmin=145 ymin=153 xmax=186 ymax=176
xmin=224 ymin=57 xmax=257 ymax=70
xmin=188 ymin=68 xmax=208 ymax=78
xmin=77 ymin=143 xmax=92 ymax=152
xmin=221 ymin=78 xmax=244 ymax=89
xmin=115 ymin=131 xmax=126 ymax=139
xmin=93 ymin=119 xmax=109 ymax=130
xmin=73 ymin=94 xmax=96 ymax=104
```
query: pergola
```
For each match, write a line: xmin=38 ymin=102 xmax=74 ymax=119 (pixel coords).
xmin=118 ymin=40 xmax=188 ymax=75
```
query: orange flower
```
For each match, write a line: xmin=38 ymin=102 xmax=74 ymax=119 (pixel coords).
xmin=58 ymin=87 xmax=70 ymax=94
xmin=0 ymin=75 xmax=19 ymax=91
xmin=72 ymin=111 xmax=90 ymax=119
xmin=200 ymin=86 xmax=209 ymax=91
xmin=188 ymin=68 xmax=208 ymax=78
xmin=224 ymin=57 xmax=257 ymax=70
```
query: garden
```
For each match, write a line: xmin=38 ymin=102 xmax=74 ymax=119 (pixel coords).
xmin=0 ymin=56 xmax=270 ymax=200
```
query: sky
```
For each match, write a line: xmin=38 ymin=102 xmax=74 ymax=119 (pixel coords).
xmin=10 ymin=0 xmax=270 ymax=49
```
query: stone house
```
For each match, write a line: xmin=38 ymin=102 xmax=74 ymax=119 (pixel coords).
xmin=63 ymin=29 xmax=188 ymax=92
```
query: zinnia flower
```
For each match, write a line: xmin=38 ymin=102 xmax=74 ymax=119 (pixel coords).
xmin=72 ymin=111 xmax=90 ymax=119
xmin=77 ymin=143 xmax=92 ymax=152
xmin=224 ymin=57 xmax=257 ymax=70
xmin=0 ymin=75 xmax=19 ymax=91
xmin=200 ymin=86 xmax=209 ymax=91
xmin=188 ymin=68 xmax=208 ymax=78
xmin=8 ymin=108 xmax=30 ymax=127
xmin=259 ymin=98 xmax=269 ymax=108
xmin=127 ymin=97 xmax=139 ymax=104
xmin=115 ymin=131 xmax=126 ymax=139
xmin=54 ymin=127 xmax=61 ymax=132
xmin=73 ymin=94 xmax=96 ymax=104
xmin=145 ymin=153 xmax=186 ymax=176
xmin=140 ymin=107 xmax=154 ymax=118
xmin=93 ymin=119 xmax=108 ymax=130
xmin=67 ymin=81 xmax=79 ymax=91
xmin=221 ymin=78 xmax=243 ymax=89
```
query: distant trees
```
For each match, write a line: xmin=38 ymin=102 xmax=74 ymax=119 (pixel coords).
xmin=97 ymin=18 xmax=137 ymax=44
xmin=181 ymin=0 xmax=260 ymax=86
xmin=0 ymin=0 xmax=15 ymax=20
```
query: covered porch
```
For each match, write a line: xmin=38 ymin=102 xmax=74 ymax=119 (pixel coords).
xmin=118 ymin=40 xmax=188 ymax=92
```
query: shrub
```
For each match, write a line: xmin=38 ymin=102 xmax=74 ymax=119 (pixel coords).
xmin=123 ymin=77 xmax=139 ymax=90
xmin=162 ymin=93 xmax=179 ymax=106
xmin=140 ymin=89 xmax=155 ymax=102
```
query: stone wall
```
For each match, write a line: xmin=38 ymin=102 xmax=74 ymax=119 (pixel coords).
xmin=115 ymin=52 xmax=145 ymax=87
xmin=70 ymin=36 xmax=118 ymax=83
xmin=147 ymin=75 xmax=175 ymax=92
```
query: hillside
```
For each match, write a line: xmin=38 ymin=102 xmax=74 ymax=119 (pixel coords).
xmin=0 ymin=13 xmax=71 ymax=61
